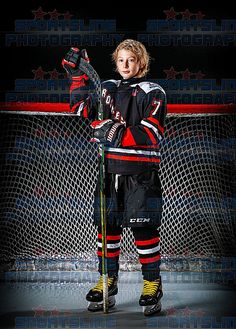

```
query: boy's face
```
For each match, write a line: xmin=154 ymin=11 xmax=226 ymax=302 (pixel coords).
xmin=116 ymin=49 xmax=141 ymax=79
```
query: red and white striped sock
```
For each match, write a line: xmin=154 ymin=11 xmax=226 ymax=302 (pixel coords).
xmin=97 ymin=227 xmax=122 ymax=277
xmin=132 ymin=227 xmax=161 ymax=281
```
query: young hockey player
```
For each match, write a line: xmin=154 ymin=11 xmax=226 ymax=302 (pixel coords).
xmin=62 ymin=39 xmax=167 ymax=316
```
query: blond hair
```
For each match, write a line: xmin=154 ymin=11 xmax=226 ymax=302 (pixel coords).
xmin=112 ymin=39 xmax=150 ymax=77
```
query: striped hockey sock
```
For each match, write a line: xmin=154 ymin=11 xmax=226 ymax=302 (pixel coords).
xmin=132 ymin=228 xmax=161 ymax=281
xmin=97 ymin=228 xmax=122 ymax=277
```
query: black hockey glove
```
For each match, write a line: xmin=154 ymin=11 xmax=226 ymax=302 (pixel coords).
xmin=62 ymin=47 xmax=90 ymax=77
xmin=62 ymin=47 xmax=91 ymax=115
xmin=90 ymin=119 xmax=125 ymax=147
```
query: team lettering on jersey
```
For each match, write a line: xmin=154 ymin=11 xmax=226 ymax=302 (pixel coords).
xmin=102 ymin=87 xmax=126 ymax=125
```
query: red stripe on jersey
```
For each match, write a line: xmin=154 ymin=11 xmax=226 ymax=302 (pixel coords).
xmin=147 ymin=117 xmax=164 ymax=134
xmin=139 ymin=254 xmax=161 ymax=264
xmin=121 ymin=127 xmax=137 ymax=147
xmin=72 ymin=74 xmax=89 ymax=81
xmin=98 ymin=234 xmax=121 ymax=241
xmin=143 ymin=126 xmax=157 ymax=144
xmin=83 ymin=105 xmax=88 ymax=118
xmin=106 ymin=154 xmax=160 ymax=163
xmin=70 ymin=80 xmax=86 ymax=92
xmin=97 ymin=251 xmax=120 ymax=257
xmin=135 ymin=237 xmax=160 ymax=246
xmin=71 ymin=101 xmax=82 ymax=113
xmin=71 ymin=101 xmax=88 ymax=117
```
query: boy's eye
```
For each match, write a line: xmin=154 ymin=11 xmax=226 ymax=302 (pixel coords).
xmin=117 ymin=58 xmax=136 ymax=63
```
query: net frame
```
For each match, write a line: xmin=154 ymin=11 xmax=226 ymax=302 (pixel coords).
xmin=0 ymin=103 xmax=235 ymax=272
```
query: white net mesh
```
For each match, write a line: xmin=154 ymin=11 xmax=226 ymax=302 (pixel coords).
xmin=160 ymin=114 xmax=235 ymax=258
xmin=0 ymin=111 xmax=235 ymax=270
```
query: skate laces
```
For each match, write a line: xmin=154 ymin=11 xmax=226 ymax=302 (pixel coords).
xmin=142 ymin=279 xmax=161 ymax=296
xmin=92 ymin=276 xmax=115 ymax=292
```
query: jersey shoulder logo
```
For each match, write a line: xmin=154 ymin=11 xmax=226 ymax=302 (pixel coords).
xmin=137 ymin=81 xmax=166 ymax=95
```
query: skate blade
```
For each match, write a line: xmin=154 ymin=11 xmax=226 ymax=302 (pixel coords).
xmin=88 ymin=296 xmax=116 ymax=312
xmin=143 ymin=302 xmax=161 ymax=316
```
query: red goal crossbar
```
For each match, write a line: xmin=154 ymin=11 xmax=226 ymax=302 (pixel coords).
xmin=0 ymin=102 xmax=236 ymax=114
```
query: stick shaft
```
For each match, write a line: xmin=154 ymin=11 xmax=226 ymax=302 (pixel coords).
xmin=79 ymin=58 xmax=109 ymax=313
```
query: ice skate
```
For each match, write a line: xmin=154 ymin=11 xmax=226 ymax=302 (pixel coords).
xmin=86 ymin=275 xmax=118 ymax=312
xmin=139 ymin=277 xmax=163 ymax=316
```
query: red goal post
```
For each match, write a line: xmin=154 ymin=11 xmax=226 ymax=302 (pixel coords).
xmin=1 ymin=102 xmax=236 ymax=114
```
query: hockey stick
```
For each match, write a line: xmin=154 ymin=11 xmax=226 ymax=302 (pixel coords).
xmin=79 ymin=58 xmax=109 ymax=313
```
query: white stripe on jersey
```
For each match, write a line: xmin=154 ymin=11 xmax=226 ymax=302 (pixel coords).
xmin=141 ymin=120 xmax=163 ymax=141
xmin=105 ymin=147 xmax=160 ymax=157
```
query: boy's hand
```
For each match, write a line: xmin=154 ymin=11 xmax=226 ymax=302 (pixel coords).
xmin=90 ymin=119 xmax=125 ymax=147
xmin=62 ymin=47 xmax=90 ymax=77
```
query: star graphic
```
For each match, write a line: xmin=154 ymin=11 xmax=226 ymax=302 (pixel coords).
xmin=183 ymin=247 xmax=190 ymax=256
xmin=181 ymin=69 xmax=192 ymax=80
xmin=166 ymin=307 xmax=177 ymax=316
xmin=50 ymin=307 xmax=60 ymax=316
xmin=196 ymin=249 xmax=205 ymax=256
xmin=63 ymin=11 xmax=73 ymax=20
xmin=32 ymin=67 xmax=47 ymax=80
xmin=164 ymin=66 xmax=178 ymax=79
xmin=195 ymin=11 xmax=205 ymax=20
xmin=194 ymin=70 xmax=205 ymax=79
xmin=33 ymin=305 xmax=46 ymax=316
xmin=32 ymin=7 xmax=47 ymax=20
xmin=34 ymin=247 xmax=44 ymax=256
xmin=48 ymin=9 xmax=61 ymax=20
xmin=33 ymin=186 xmax=44 ymax=196
xmin=163 ymin=7 xmax=178 ymax=20
xmin=181 ymin=9 xmax=193 ymax=20
xmin=182 ymin=306 xmax=193 ymax=316
xmin=48 ymin=69 xmax=60 ymax=79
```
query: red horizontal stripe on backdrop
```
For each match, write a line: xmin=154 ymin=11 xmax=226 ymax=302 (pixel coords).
xmin=97 ymin=234 xmax=121 ymax=240
xmin=97 ymin=251 xmax=120 ymax=257
xmin=106 ymin=154 xmax=160 ymax=163
xmin=139 ymin=254 xmax=161 ymax=264
xmin=0 ymin=102 xmax=71 ymax=113
xmin=167 ymin=103 xmax=236 ymax=114
xmin=1 ymin=102 xmax=236 ymax=114
xmin=135 ymin=237 xmax=160 ymax=246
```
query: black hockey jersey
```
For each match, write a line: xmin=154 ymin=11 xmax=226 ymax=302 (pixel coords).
xmin=71 ymin=76 xmax=167 ymax=175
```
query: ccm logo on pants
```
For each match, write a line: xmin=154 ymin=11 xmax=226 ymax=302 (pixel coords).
xmin=129 ymin=218 xmax=150 ymax=223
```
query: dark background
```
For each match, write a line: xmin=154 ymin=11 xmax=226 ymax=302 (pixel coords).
xmin=0 ymin=2 xmax=236 ymax=325
xmin=1 ymin=0 xmax=236 ymax=103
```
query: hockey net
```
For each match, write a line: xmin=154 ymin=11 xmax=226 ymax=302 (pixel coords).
xmin=0 ymin=103 xmax=235 ymax=271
